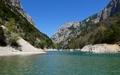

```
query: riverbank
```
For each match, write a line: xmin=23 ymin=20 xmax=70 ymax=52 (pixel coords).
xmin=45 ymin=49 xmax=58 ymax=51
xmin=0 ymin=37 xmax=46 ymax=56
xmin=81 ymin=44 xmax=120 ymax=53
xmin=0 ymin=46 xmax=46 ymax=56
xmin=0 ymin=52 xmax=46 ymax=56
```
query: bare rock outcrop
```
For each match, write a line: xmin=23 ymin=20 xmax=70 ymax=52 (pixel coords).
xmin=81 ymin=44 xmax=120 ymax=53
xmin=9 ymin=0 xmax=35 ymax=26
xmin=51 ymin=21 xmax=80 ymax=44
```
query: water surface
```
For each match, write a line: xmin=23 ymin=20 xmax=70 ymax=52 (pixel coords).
xmin=0 ymin=51 xmax=120 ymax=75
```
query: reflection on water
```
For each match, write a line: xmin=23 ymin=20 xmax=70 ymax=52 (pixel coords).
xmin=0 ymin=51 xmax=120 ymax=75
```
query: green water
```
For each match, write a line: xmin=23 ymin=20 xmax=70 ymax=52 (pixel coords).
xmin=0 ymin=51 xmax=120 ymax=75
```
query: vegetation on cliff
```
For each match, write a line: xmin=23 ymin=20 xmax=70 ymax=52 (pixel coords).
xmin=63 ymin=12 xmax=120 ymax=49
xmin=0 ymin=0 xmax=53 ymax=49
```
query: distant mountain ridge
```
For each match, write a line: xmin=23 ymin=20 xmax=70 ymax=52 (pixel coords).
xmin=51 ymin=0 xmax=120 ymax=48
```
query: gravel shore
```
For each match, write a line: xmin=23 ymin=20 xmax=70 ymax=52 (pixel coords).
xmin=0 ymin=37 xmax=46 ymax=56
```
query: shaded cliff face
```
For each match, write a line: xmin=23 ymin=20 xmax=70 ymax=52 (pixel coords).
xmin=9 ymin=0 xmax=35 ymax=26
xmin=51 ymin=0 xmax=120 ymax=48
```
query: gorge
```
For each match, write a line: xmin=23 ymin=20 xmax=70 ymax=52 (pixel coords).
xmin=0 ymin=0 xmax=120 ymax=54
xmin=0 ymin=0 xmax=120 ymax=75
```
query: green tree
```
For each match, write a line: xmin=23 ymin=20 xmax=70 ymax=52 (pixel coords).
xmin=103 ymin=25 xmax=120 ymax=43
xmin=4 ymin=18 xmax=20 ymax=45
xmin=53 ymin=44 xmax=58 ymax=49
xmin=99 ymin=25 xmax=106 ymax=42
xmin=39 ymin=40 xmax=47 ymax=49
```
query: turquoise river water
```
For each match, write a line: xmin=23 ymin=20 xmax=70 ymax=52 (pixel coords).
xmin=0 ymin=51 xmax=120 ymax=75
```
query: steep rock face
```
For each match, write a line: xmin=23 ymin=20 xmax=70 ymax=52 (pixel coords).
xmin=0 ymin=0 xmax=53 ymax=49
xmin=52 ymin=22 xmax=80 ymax=44
xmin=9 ymin=0 xmax=35 ymax=25
xmin=51 ymin=13 xmax=98 ymax=46
xmin=100 ymin=0 xmax=120 ymax=20
xmin=51 ymin=0 xmax=120 ymax=48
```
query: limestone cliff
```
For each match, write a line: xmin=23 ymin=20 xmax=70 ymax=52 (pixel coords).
xmin=52 ymin=22 xmax=80 ymax=44
xmin=9 ymin=0 xmax=35 ymax=25
xmin=51 ymin=0 xmax=120 ymax=49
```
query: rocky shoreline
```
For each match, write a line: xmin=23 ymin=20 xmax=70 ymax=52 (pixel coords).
xmin=81 ymin=44 xmax=120 ymax=53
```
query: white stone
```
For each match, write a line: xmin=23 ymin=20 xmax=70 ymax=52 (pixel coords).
xmin=81 ymin=44 xmax=120 ymax=53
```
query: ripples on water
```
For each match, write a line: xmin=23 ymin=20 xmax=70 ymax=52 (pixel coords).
xmin=0 ymin=51 xmax=120 ymax=75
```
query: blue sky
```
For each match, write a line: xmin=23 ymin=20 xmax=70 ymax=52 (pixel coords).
xmin=20 ymin=0 xmax=110 ymax=37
